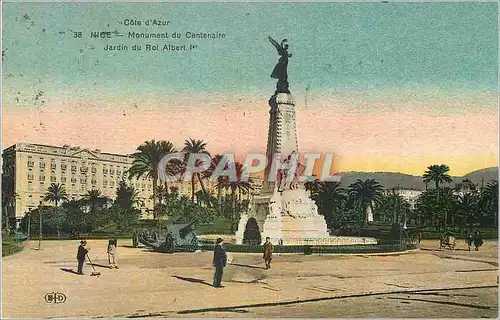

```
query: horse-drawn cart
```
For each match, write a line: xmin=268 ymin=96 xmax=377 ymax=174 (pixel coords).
xmin=439 ymin=232 xmax=456 ymax=251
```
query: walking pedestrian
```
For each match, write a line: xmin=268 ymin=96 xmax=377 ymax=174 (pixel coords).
xmin=466 ymin=230 xmax=474 ymax=251
xmin=76 ymin=240 xmax=89 ymax=275
xmin=212 ymin=237 xmax=227 ymax=288
xmin=107 ymin=238 xmax=119 ymax=269
xmin=263 ymin=237 xmax=274 ymax=269
xmin=473 ymin=230 xmax=483 ymax=251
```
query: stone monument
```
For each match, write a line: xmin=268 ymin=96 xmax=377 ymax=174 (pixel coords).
xmin=235 ymin=36 xmax=329 ymax=245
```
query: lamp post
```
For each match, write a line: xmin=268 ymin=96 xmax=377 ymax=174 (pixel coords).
xmin=38 ymin=201 xmax=43 ymax=250
xmin=27 ymin=208 xmax=32 ymax=240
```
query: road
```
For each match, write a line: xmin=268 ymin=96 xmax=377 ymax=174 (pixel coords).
xmin=2 ymin=239 xmax=498 ymax=318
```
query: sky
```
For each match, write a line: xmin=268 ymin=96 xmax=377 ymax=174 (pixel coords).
xmin=2 ymin=2 xmax=498 ymax=176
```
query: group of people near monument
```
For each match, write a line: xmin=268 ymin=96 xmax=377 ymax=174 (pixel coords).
xmin=211 ymin=236 xmax=274 ymax=288
xmin=74 ymin=236 xmax=274 ymax=286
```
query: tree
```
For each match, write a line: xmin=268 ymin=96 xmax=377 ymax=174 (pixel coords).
xmin=182 ymin=138 xmax=210 ymax=202
xmin=44 ymin=183 xmax=68 ymax=239
xmin=128 ymin=140 xmax=175 ymax=220
xmin=374 ymin=192 xmax=411 ymax=225
xmin=1 ymin=173 xmax=17 ymax=231
xmin=479 ymin=181 xmax=498 ymax=228
xmin=158 ymin=140 xmax=178 ymax=196
xmin=456 ymin=193 xmax=479 ymax=229
xmin=423 ymin=164 xmax=453 ymax=201
xmin=454 ymin=179 xmax=477 ymax=194
xmin=215 ymin=162 xmax=253 ymax=231
xmin=439 ymin=186 xmax=458 ymax=228
xmin=205 ymin=154 xmax=225 ymax=205
xmin=115 ymin=181 xmax=139 ymax=211
xmin=111 ymin=181 xmax=140 ymax=232
xmin=348 ymin=179 xmax=384 ymax=226
xmin=83 ymin=189 xmax=109 ymax=213
xmin=305 ymin=180 xmax=346 ymax=228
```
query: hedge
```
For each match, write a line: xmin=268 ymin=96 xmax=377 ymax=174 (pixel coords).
xmin=198 ymin=243 xmax=416 ymax=254
xmin=2 ymin=243 xmax=24 ymax=257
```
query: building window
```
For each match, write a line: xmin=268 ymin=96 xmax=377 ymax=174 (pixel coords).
xmin=61 ymin=164 xmax=67 ymax=170
xmin=92 ymin=167 xmax=96 ymax=173
xmin=80 ymin=178 xmax=86 ymax=184
xmin=40 ymin=181 xmax=45 ymax=188
xmin=61 ymin=177 xmax=67 ymax=183
xmin=28 ymin=160 xmax=34 ymax=167
xmin=103 ymin=180 xmax=108 ymax=186
xmin=91 ymin=179 xmax=97 ymax=184
xmin=28 ymin=181 xmax=33 ymax=191
xmin=110 ymin=181 xmax=115 ymax=186
xmin=81 ymin=185 xmax=85 ymax=191
xmin=28 ymin=174 xmax=34 ymax=180
xmin=103 ymin=169 xmax=108 ymax=174
xmin=110 ymin=170 xmax=115 ymax=175
xmin=39 ymin=162 xmax=46 ymax=168
xmin=39 ymin=175 xmax=45 ymax=181
xmin=28 ymin=194 xmax=33 ymax=205
xmin=50 ymin=163 xmax=56 ymax=170
xmin=71 ymin=165 xmax=77 ymax=171
xmin=50 ymin=176 xmax=57 ymax=182
xmin=71 ymin=178 xmax=77 ymax=183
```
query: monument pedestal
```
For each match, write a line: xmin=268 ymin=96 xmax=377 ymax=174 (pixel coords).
xmin=236 ymin=188 xmax=330 ymax=245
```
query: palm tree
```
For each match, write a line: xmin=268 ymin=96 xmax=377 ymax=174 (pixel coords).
xmin=481 ymin=180 xmax=498 ymax=227
xmin=158 ymin=140 xmax=178 ymax=196
xmin=423 ymin=164 xmax=453 ymax=201
xmin=215 ymin=162 xmax=253 ymax=231
xmin=83 ymin=189 xmax=109 ymax=213
xmin=182 ymin=138 xmax=210 ymax=202
xmin=348 ymin=179 xmax=384 ymax=226
xmin=305 ymin=179 xmax=345 ymax=227
xmin=128 ymin=140 xmax=175 ymax=220
xmin=439 ymin=186 xmax=457 ymax=228
xmin=205 ymin=154 xmax=226 ymax=213
xmin=456 ymin=193 xmax=479 ymax=229
xmin=44 ymin=183 xmax=68 ymax=239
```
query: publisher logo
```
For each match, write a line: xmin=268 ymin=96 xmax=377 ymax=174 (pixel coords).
xmin=44 ymin=292 xmax=66 ymax=304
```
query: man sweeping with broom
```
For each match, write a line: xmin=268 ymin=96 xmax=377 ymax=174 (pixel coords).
xmin=76 ymin=240 xmax=89 ymax=275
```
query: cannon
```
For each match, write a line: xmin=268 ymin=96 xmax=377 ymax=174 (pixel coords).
xmin=138 ymin=219 xmax=199 ymax=252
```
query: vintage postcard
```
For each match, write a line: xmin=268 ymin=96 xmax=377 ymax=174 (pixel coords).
xmin=1 ymin=1 xmax=498 ymax=318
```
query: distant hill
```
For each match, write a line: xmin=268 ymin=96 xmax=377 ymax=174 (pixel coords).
xmin=334 ymin=167 xmax=498 ymax=190
xmin=461 ymin=167 xmax=498 ymax=185
xmin=336 ymin=172 xmax=425 ymax=190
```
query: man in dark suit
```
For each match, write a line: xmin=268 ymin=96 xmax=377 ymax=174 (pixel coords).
xmin=212 ymin=238 xmax=227 ymax=288
xmin=77 ymin=240 xmax=89 ymax=275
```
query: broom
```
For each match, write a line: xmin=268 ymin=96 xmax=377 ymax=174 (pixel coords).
xmin=86 ymin=253 xmax=101 ymax=276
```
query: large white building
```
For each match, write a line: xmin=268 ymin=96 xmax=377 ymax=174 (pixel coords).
xmin=1 ymin=143 xmax=157 ymax=222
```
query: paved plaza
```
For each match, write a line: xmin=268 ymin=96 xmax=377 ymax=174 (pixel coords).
xmin=2 ymin=239 xmax=498 ymax=318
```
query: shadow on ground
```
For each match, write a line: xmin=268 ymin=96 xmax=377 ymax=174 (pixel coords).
xmin=172 ymin=275 xmax=213 ymax=287
xmin=60 ymin=268 xmax=80 ymax=275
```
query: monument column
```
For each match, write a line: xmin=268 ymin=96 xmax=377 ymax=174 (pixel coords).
xmin=236 ymin=36 xmax=330 ymax=245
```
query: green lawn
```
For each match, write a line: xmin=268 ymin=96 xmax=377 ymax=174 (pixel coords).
xmin=2 ymin=231 xmax=25 ymax=257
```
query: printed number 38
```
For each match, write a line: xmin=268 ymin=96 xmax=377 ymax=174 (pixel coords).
xmin=74 ymin=32 xmax=82 ymax=38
